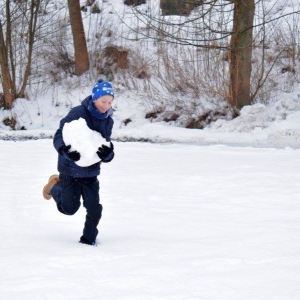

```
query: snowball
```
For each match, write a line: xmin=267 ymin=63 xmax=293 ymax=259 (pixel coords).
xmin=62 ymin=118 xmax=109 ymax=167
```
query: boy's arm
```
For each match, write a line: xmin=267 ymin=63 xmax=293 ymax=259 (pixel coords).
xmin=53 ymin=109 xmax=81 ymax=153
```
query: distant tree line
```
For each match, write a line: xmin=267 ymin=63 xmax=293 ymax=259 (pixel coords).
xmin=0 ymin=0 xmax=299 ymax=113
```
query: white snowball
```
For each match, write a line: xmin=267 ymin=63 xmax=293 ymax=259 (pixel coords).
xmin=62 ymin=118 xmax=109 ymax=167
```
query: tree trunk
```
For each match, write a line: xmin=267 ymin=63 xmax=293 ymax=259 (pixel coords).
xmin=228 ymin=0 xmax=255 ymax=109
xmin=0 ymin=20 xmax=15 ymax=109
xmin=18 ymin=0 xmax=41 ymax=99
xmin=67 ymin=0 xmax=90 ymax=76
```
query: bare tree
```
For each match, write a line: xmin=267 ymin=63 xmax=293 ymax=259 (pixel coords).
xmin=0 ymin=20 xmax=15 ymax=109
xmin=67 ymin=0 xmax=89 ymax=76
xmin=0 ymin=0 xmax=89 ymax=109
xmin=0 ymin=0 xmax=40 ymax=108
xmin=128 ymin=0 xmax=299 ymax=110
xmin=228 ymin=0 xmax=255 ymax=109
xmin=19 ymin=0 xmax=41 ymax=100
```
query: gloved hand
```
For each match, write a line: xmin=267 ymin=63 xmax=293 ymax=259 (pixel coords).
xmin=60 ymin=145 xmax=81 ymax=162
xmin=97 ymin=142 xmax=114 ymax=162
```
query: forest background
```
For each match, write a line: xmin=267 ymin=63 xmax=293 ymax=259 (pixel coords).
xmin=0 ymin=0 xmax=300 ymax=142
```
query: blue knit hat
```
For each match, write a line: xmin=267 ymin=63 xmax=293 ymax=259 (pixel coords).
xmin=92 ymin=79 xmax=114 ymax=101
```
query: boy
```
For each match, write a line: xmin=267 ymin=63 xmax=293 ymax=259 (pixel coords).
xmin=43 ymin=79 xmax=115 ymax=246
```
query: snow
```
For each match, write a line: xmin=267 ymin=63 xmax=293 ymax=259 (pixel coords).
xmin=1 ymin=0 xmax=300 ymax=298
xmin=62 ymin=118 xmax=108 ymax=167
xmin=1 ymin=140 xmax=300 ymax=299
xmin=1 ymin=89 xmax=300 ymax=148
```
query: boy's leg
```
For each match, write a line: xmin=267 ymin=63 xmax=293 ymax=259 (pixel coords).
xmin=51 ymin=174 xmax=81 ymax=215
xmin=80 ymin=177 xmax=103 ymax=244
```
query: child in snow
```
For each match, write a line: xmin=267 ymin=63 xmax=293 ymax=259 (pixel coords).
xmin=42 ymin=79 xmax=115 ymax=246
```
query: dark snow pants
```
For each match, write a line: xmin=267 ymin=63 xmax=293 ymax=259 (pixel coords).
xmin=51 ymin=174 xmax=103 ymax=244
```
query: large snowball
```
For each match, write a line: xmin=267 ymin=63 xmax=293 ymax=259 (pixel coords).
xmin=62 ymin=118 xmax=108 ymax=167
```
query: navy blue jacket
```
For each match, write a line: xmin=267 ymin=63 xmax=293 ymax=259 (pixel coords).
xmin=53 ymin=96 xmax=114 ymax=178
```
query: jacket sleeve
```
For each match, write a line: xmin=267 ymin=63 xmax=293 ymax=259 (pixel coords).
xmin=105 ymin=117 xmax=114 ymax=142
xmin=101 ymin=117 xmax=115 ymax=163
xmin=53 ymin=108 xmax=81 ymax=153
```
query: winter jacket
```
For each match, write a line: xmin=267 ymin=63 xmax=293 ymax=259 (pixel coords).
xmin=53 ymin=96 xmax=114 ymax=178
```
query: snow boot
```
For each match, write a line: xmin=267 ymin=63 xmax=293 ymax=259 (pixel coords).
xmin=79 ymin=236 xmax=96 ymax=246
xmin=43 ymin=174 xmax=59 ymax=200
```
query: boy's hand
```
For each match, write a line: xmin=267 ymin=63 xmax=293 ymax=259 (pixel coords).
xmin=61 ymin=145 xmax=81 ymax=162
xmin=97 ymin=142 xmax=114 ymax=162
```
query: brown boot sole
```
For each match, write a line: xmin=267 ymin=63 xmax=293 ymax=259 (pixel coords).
xmin=43 ymin=174 xmax=59 ymax=200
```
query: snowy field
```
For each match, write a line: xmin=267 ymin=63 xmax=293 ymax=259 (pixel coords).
xmin=1 ymin=139 xmax=300 ymax=299
xmin=1 ymin=1 xmax=300 ymax=298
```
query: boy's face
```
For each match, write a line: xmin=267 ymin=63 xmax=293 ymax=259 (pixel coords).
xmin=93 ymin=95 xmax=113 ymax=113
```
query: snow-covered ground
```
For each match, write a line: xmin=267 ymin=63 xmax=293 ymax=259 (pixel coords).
xmin=1 ymin=83 xmax=299 ymax=299
xmin=1 ymin=140 xmax=300 ymax=299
